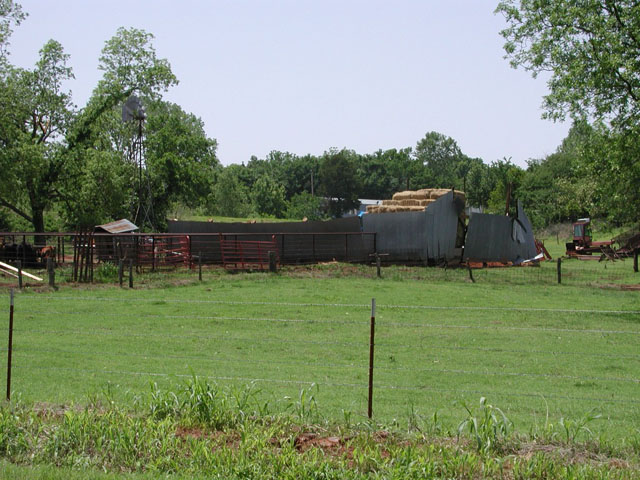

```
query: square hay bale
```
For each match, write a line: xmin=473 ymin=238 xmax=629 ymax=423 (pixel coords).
xmin=410 ymin=191 xmax=428 ymax=200
xmin=392 ymin=191 xmax=413 ymax=201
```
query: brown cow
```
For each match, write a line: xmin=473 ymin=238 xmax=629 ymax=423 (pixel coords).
xmin=39 ymin=246 xmax=56 ymax=259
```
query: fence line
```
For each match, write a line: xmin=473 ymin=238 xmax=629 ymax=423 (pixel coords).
xmin=11 ymin=328 xmax=640 ymax=361
xmin=13 ymin=365 xmax=365 ymax=389
xmin=14 ymin=309 xmax=640 ymax=336
xmin=32 ymin=295 xmax=640 ymax=315
xmin=11 ymin=365 xmax=640 ymax=407
xmin=15 ymin=309 xmax=371 ymax=326
xmin=12 ymin=347 xmax=640 ymax=385
xmin=13 ymin=328 xmax=369 ymax=348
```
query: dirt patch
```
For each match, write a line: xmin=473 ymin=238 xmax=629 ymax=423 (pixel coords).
xmin=597 ymin=283 xmax=640 ymax=291
xmin=294 ymin=433 xmax=343 ymax=453
xmin=515 ymin=441 xmax=632 ymax=469
xmin=175 ymin=426 xmax=219 ymax=441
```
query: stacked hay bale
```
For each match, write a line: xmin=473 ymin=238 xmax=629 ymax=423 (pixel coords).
xmin=366 ymin=189 xmax=465 ymax=214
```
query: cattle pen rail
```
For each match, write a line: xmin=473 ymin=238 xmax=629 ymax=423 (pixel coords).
xmin=0 ymin=231 xmax=378 ymax=268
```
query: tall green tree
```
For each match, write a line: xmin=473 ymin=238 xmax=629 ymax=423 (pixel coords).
xmin=207 ymin=165 xmax=252 ymax=218
xmin=518 ymin=122 xmax=595 ymax=227
xmin=413 ymin=132 xmax=465 ymax=189
xmin=577 ymin=124 xmax=640 ymax=224
xmin=98 ymin=27 xmax=177 ymax=100
xmin=0 ymin=39 xmax=75 ymax=233
xmin=486 ymin=158 xmax=524 ymax=216
xmin=144 ymin=101 xmax=218 ymax=228
xmin=496 ymin=0 xmax=640 ymax=127
xmin=356 ymin=148 xmax=413 ymax=199
xmin=464 ymin=159 xmax=493 ymax=208
xmin=246 ymin=151 xmax=319 ymax=201
xmin=250 ymin=175 xmax=287 ymax=218
xmin=319 ymin=149 xmax=360 ymax=217
xmin=285 ymin=192 xmax=325 ymax=221
xmin=64 ymin=28 xmax=219 ymax=230
xmin=0 ymin=0 xmax=24 ymax=67
xmin=497 ymin=0 xmax=640 ymax=223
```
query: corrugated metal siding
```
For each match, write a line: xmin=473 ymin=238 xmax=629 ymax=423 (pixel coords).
xmin=362 ymin=191 xmax=463 ymax=262
xmin=95 ymin=219 xmax=138 ymax=234
xmin=463 ymin=201 xmax=537 ymax=263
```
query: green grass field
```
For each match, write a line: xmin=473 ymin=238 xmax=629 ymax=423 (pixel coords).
xmin=1 ymin=261 xmax=638 ymax=444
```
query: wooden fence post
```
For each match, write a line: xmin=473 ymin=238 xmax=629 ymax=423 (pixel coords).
xmin=47 ymin=257 xmax=55 ymax=288
xmin=467 ymin=263 xmax=475 ymax=283
xmin=557 ymin=257 xmax=562 ymax=284
xmin=268 ymin=251 xmax=277 ymax=273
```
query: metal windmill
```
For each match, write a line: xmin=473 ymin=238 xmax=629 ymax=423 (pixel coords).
xmin=122 ymin=95 xmax=154 ymax=230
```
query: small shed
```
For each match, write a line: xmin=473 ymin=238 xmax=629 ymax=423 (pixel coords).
xmin=94 ymin=219 xmax=138 ymax=262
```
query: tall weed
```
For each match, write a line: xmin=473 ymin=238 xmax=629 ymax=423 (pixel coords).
xmin=457 ymin=397 xmax=512 ymax=453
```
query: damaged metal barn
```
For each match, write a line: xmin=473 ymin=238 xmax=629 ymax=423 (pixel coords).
xmin=167 ymin=191 xmax=538 ymax=267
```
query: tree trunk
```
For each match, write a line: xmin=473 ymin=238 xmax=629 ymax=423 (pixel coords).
xmin=31 ymin=207 xmax=46 ymax=245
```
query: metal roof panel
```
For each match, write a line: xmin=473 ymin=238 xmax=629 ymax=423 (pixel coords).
xmin=95 ymin=219 xmax=139 ymax=234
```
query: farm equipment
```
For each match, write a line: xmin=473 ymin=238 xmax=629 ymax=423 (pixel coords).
xmin=565 ymin=218 xmax=617 ymax=260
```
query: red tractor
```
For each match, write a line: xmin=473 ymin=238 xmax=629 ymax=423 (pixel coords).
xmin=565 ymin=218 xmax=616 ymax=258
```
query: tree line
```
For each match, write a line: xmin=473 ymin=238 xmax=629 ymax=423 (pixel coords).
xmin=1 ymin=0 xmax=639 ymax=233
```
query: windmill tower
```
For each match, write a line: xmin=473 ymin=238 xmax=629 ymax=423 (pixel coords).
xmin=122 ymin=95 xmax=154 ymax=230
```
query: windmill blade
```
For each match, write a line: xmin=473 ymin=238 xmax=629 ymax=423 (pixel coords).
xmin=122 ymin=95 xmax=146 ymax=122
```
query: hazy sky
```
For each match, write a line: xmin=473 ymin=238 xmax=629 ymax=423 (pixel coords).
xmin=8 ymin=0 xmax=570 ymax=167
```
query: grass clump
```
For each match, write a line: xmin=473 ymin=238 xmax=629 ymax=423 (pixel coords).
xmin=148 ymin=376 xmax=267 ymax=430
xmin=457 ymin=397 xmax=513 ymax=453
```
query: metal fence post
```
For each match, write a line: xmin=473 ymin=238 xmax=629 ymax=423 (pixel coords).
xmin=634 ymin=249 xmax=638 ymax=273
xmin=118 ymin=259 xmax=124 ymax=287
xmin=198 ymin=252 xmax=202 ymax=281
xmin=6 ymin=290 xmax=14 ymax=401
xmin=129 ymin=259 xmax=133 ymax=288
xmin=368 ymin=298 xmax=376 ymax=419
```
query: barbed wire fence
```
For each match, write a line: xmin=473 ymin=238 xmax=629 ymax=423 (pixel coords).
xmin=1 ymin=293 xmax=639 ymax=428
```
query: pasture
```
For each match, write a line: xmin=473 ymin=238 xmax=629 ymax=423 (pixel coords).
xmin=1 ymin=259 xmax=638 ymax=443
